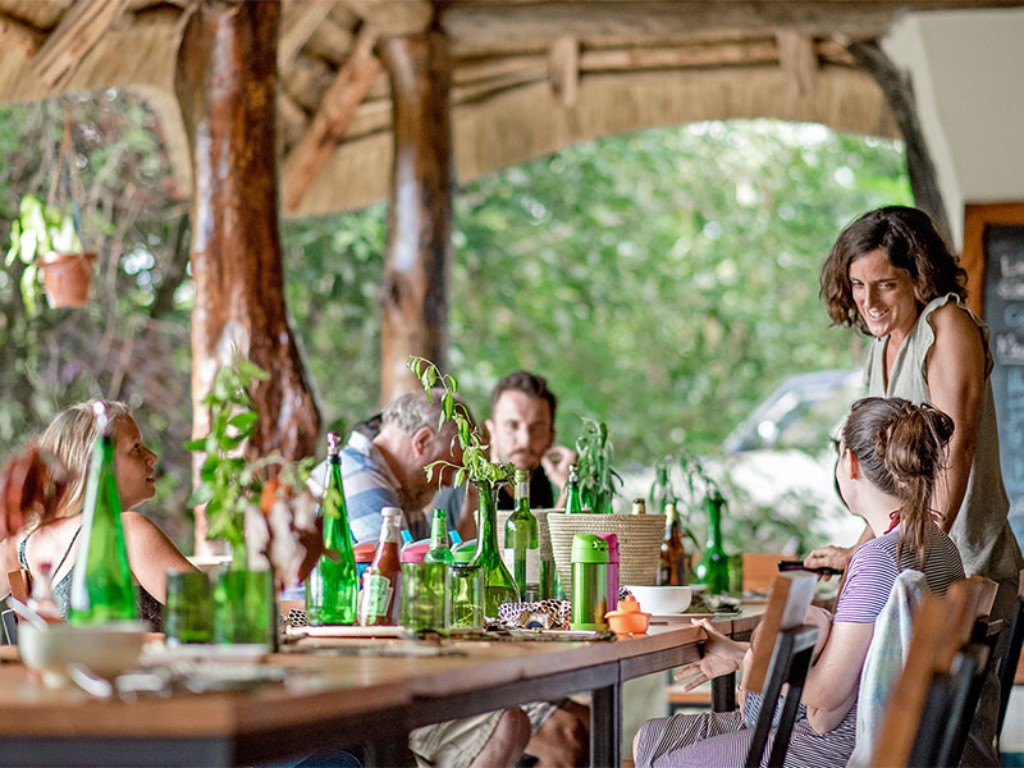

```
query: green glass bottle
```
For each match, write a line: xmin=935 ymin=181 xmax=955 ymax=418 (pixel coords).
xmin=565 ymin=464 xmax=584 ymax=514
xmin=470 ymin=483 xmax=519 ymax=616
xmin=425 ymin=508 xmax=455 ymax=565
xmin=68 ymin=403 xmax=138 ymax=625
xmin=693 ymin=490 xmax=729 ymax=595
xmin=305 ymin=432 xmax=358 ymax=626
xmin=504 ymin=469 xmax=540 ymax=601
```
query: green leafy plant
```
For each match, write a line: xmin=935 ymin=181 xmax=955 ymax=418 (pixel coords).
xmin=186 ymin=354 xmax=269 ymax=552
xmin=407 ymin=355 xmax=515 ymax=492
xmin=649 ymin=451 xmax=710 ymax=551
xmin=574 ymin=417 xmax=622 ymax=513
xmin=5 ymin=194 xmax=84 ymax=314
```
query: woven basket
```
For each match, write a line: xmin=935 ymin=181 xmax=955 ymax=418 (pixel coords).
xmin=496 ymin=508 xmax=554 ymax=560
xmin=547 ymin=513 xmax=665 ymax=600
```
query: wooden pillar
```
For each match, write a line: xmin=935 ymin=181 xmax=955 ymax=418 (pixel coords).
xmin=175 ymin=0 xmax=320 ymax=553
xmin=377 ymin=31 xmax=453 ymax=405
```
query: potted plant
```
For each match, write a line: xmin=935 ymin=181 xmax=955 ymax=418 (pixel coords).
xmin=574 ymin=417 xmax=622 ymax=514
xmin=407 ymin=355 xmax=519 ymax=616
xmin=187 ymin=353 xmax=318 ymax=645
xmin=5 ymin=193 xmax=95 ymax=310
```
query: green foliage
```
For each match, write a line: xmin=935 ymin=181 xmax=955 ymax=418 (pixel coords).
xmin=407 ymin=355 xmax=516 ymax=491
xmin=574 ymin=417 xmax=622 ymax=514
xmin=186 ymin=355 xmax=268 ymax=548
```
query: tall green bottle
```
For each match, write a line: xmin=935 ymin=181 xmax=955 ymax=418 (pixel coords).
xmin=565 ymin=464 xmax=584 ymax=514
xmin=470 ymin=483 xmax=519 ymax=616
xmin=425 ymin=509 xmax=455 ymax=565
xmin=68 ymin=403 xmax=138 ymax=625
xmin=693 ymin=490 xmax=729 ymax=595
xmin=305 ymin=432 xmax=358 ymax=625
xmin=504 ymin=469 xmax=540 ymax=601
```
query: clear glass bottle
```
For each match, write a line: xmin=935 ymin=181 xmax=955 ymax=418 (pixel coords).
xmin=694 ymin=491 xmax=729 ymax=594
xmin=358 ymin=507 xmax=403 ymax=626
xmin=470 ymin=484 xmax=519 ymax=616
xmin=306 ymin=432 xmax=358 ymax=626
xmin=631 ymin=497 xmax=647 ymax=515
xmin=68 ymin=403 xmax=138 ymax=625
xmin=504 ymin=469 xmax=540 ymax=601
xmin=565 ymin=464 xmax=584 ymax=514
xmin=425 ymin=508 xmax=455 ymax=565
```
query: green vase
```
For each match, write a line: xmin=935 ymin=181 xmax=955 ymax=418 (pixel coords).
xmin=470 ymin=483 xmax=520 ymax=617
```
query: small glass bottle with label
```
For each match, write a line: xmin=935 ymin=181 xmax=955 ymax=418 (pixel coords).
xmin=358 ymin=507 xmax=403 ymax=626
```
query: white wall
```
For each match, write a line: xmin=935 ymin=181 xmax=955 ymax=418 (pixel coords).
xmin=884 ymin=9 xmax=1024 ymax=247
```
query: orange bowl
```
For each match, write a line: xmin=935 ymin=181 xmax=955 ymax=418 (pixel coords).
xmin=605 ymin=596 xmax=651 ymax=635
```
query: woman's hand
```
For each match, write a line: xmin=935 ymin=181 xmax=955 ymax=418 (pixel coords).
xmin=803 ymin=545 xmax=855 ymax=580
xmin=673 ymin=618 xmax=749 ymax=691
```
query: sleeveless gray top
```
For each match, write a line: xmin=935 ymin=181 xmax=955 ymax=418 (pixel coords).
xmin=864 ymin=293 xmax=1023 ymax=581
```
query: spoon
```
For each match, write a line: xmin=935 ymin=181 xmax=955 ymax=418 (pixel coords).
xmin=6 ymin=596 xmax=49 ymax=630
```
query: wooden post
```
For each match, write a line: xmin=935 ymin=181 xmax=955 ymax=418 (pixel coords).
xmin=377 ymin=31 xmax=453 ymax=405
xmin=175 ymin=0 xmax=320 ymax=553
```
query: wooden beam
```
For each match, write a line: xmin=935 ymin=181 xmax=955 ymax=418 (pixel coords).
xmin=281 ymin=23 xmax=381 ymax=213
xmin=776 ymin=30 xmax=817 ymax=96
xmin=347 ymin=0 xmax=432 ymax=35
xmin=33 ymin=0 xmax=132 ymax=90
xmin=0 ymin=11 xmax=46 ymax=54
xmin=278 ymin=0 xmax=335 ymax=69
xmin=377 ymin=31 xmax=453 ymax=404
xmin=848 ymin=40 xmax=952 ymax=244
xmin=548 ymin=35 xmax=578 ymax=107
xmin=175 ymin=0 xmax=320 ymax=554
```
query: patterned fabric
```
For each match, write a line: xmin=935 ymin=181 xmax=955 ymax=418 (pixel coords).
xmin=309 ymin=432 xmax=427 ymax=543
xmin=864 ymin=293 xmax=1022 ymax=582
xmin=833 ymin=524 xmax=963 ymax=623
xmin=498 ymin=599 xmax=572 ymax=629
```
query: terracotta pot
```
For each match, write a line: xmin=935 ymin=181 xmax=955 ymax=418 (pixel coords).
xmin=39 ymin=252 xmax=95 ymax=308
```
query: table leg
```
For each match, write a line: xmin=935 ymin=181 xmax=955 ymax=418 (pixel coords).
xmin=712 ymin=671 xmax=737 ymax=712
xmin=591 ymin=681 xmax=621 ymax=768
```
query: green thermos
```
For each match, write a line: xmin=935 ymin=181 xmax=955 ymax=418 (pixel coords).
xmin=570 ymin=533 xmax=609 ymax=630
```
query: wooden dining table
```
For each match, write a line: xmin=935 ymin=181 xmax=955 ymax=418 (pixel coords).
xmin=0 ymin=606 xmax=762 ymax=767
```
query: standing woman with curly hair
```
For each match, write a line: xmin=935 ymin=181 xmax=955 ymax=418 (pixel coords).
xmin=0 ymin=400 xmax=197 ymax=630
xmin=809 ymin=205 xmax=1023 ymax=765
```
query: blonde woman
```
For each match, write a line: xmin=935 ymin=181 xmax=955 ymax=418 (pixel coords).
xmin=0 ymin=400 xmax=196 ymax=629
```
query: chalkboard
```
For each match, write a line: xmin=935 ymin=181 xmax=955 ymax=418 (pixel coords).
xmin=982 ymin=223 xmax=1024 ymax=545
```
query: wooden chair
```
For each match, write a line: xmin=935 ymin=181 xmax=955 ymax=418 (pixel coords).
xmin=997 ymin=569 xmax=1024 ymax=739
xmin=869 ymin=577 xmax=992 ymax=767
xmin=743 ymin=571 xmax=818 ymax=768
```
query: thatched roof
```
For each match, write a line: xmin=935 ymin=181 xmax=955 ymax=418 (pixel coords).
xmin=0 ymin=0 xmax=1020 ymax=216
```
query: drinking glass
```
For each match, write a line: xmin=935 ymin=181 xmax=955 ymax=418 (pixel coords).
xmin=400 ymin=562 xmax=447 ymax=631
xmin=447 ymin=564 xmax=484 ymax=629
xmin=164 ymin=569 xmax=212 ymax=645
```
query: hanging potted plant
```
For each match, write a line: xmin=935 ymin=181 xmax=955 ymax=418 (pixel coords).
xmin=5 ymin=107 xmax=94 ymax=311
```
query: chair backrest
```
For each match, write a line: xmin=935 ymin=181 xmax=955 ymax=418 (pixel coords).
xmin=869 ymin=578 xmax=987 ymax=768
xmin=743 ymin=553 xmax=789 ymax=594
xmin=1 ymin=608 xmax=16 ymax=645
xmin=997 ymin=569 xmax=1024 ymax=738
xmin=744 ymin=571 xmax=818 ymax=768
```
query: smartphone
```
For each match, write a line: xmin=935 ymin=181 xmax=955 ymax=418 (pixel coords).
xmin=777 ymin=559 xmax=843 ymax=577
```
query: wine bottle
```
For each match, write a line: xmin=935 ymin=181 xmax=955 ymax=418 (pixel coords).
xmin=504 ymin=469 xmax=540 ymax=601
xmin=305 ymin=432 xmax=358 ymax=625
xmin=694 ymin=490 xmax=730 ymax=594
xmin=565 ymin=464 xmax=584 ymax=514
xmin=658 ymin=502 xmax=687 ymax=586
xmin=68 ymin=403 xmax=138 ymax=625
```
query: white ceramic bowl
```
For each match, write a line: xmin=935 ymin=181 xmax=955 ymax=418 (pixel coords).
xmin=18 ymin=621 xmax=149 ymax=688
xmin=624 ymin=585 xmax=692 ymax=615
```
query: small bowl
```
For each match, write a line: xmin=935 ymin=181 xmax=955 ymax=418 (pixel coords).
xmin=18 ymin=621 xmax=149 ymax=688
xmin=624 ymin=585 xmax=692 ymax=615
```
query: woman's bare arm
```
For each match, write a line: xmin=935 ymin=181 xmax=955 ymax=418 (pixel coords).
xmin=925 ymin=303 xmax=986 ymax=530
xmin=801 ymin=621 xmax=874 ymax=732
xmin=122 ymin=512 xmax=198 ymax=602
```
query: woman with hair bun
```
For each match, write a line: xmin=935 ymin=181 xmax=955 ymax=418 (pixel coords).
xmin=633 ymin=397 xmax=964 ymax=768
xmin=0 ymin=400 xmax=197 ymax=629
xmin=810 ymin=205 xmax=1023 ymax=765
